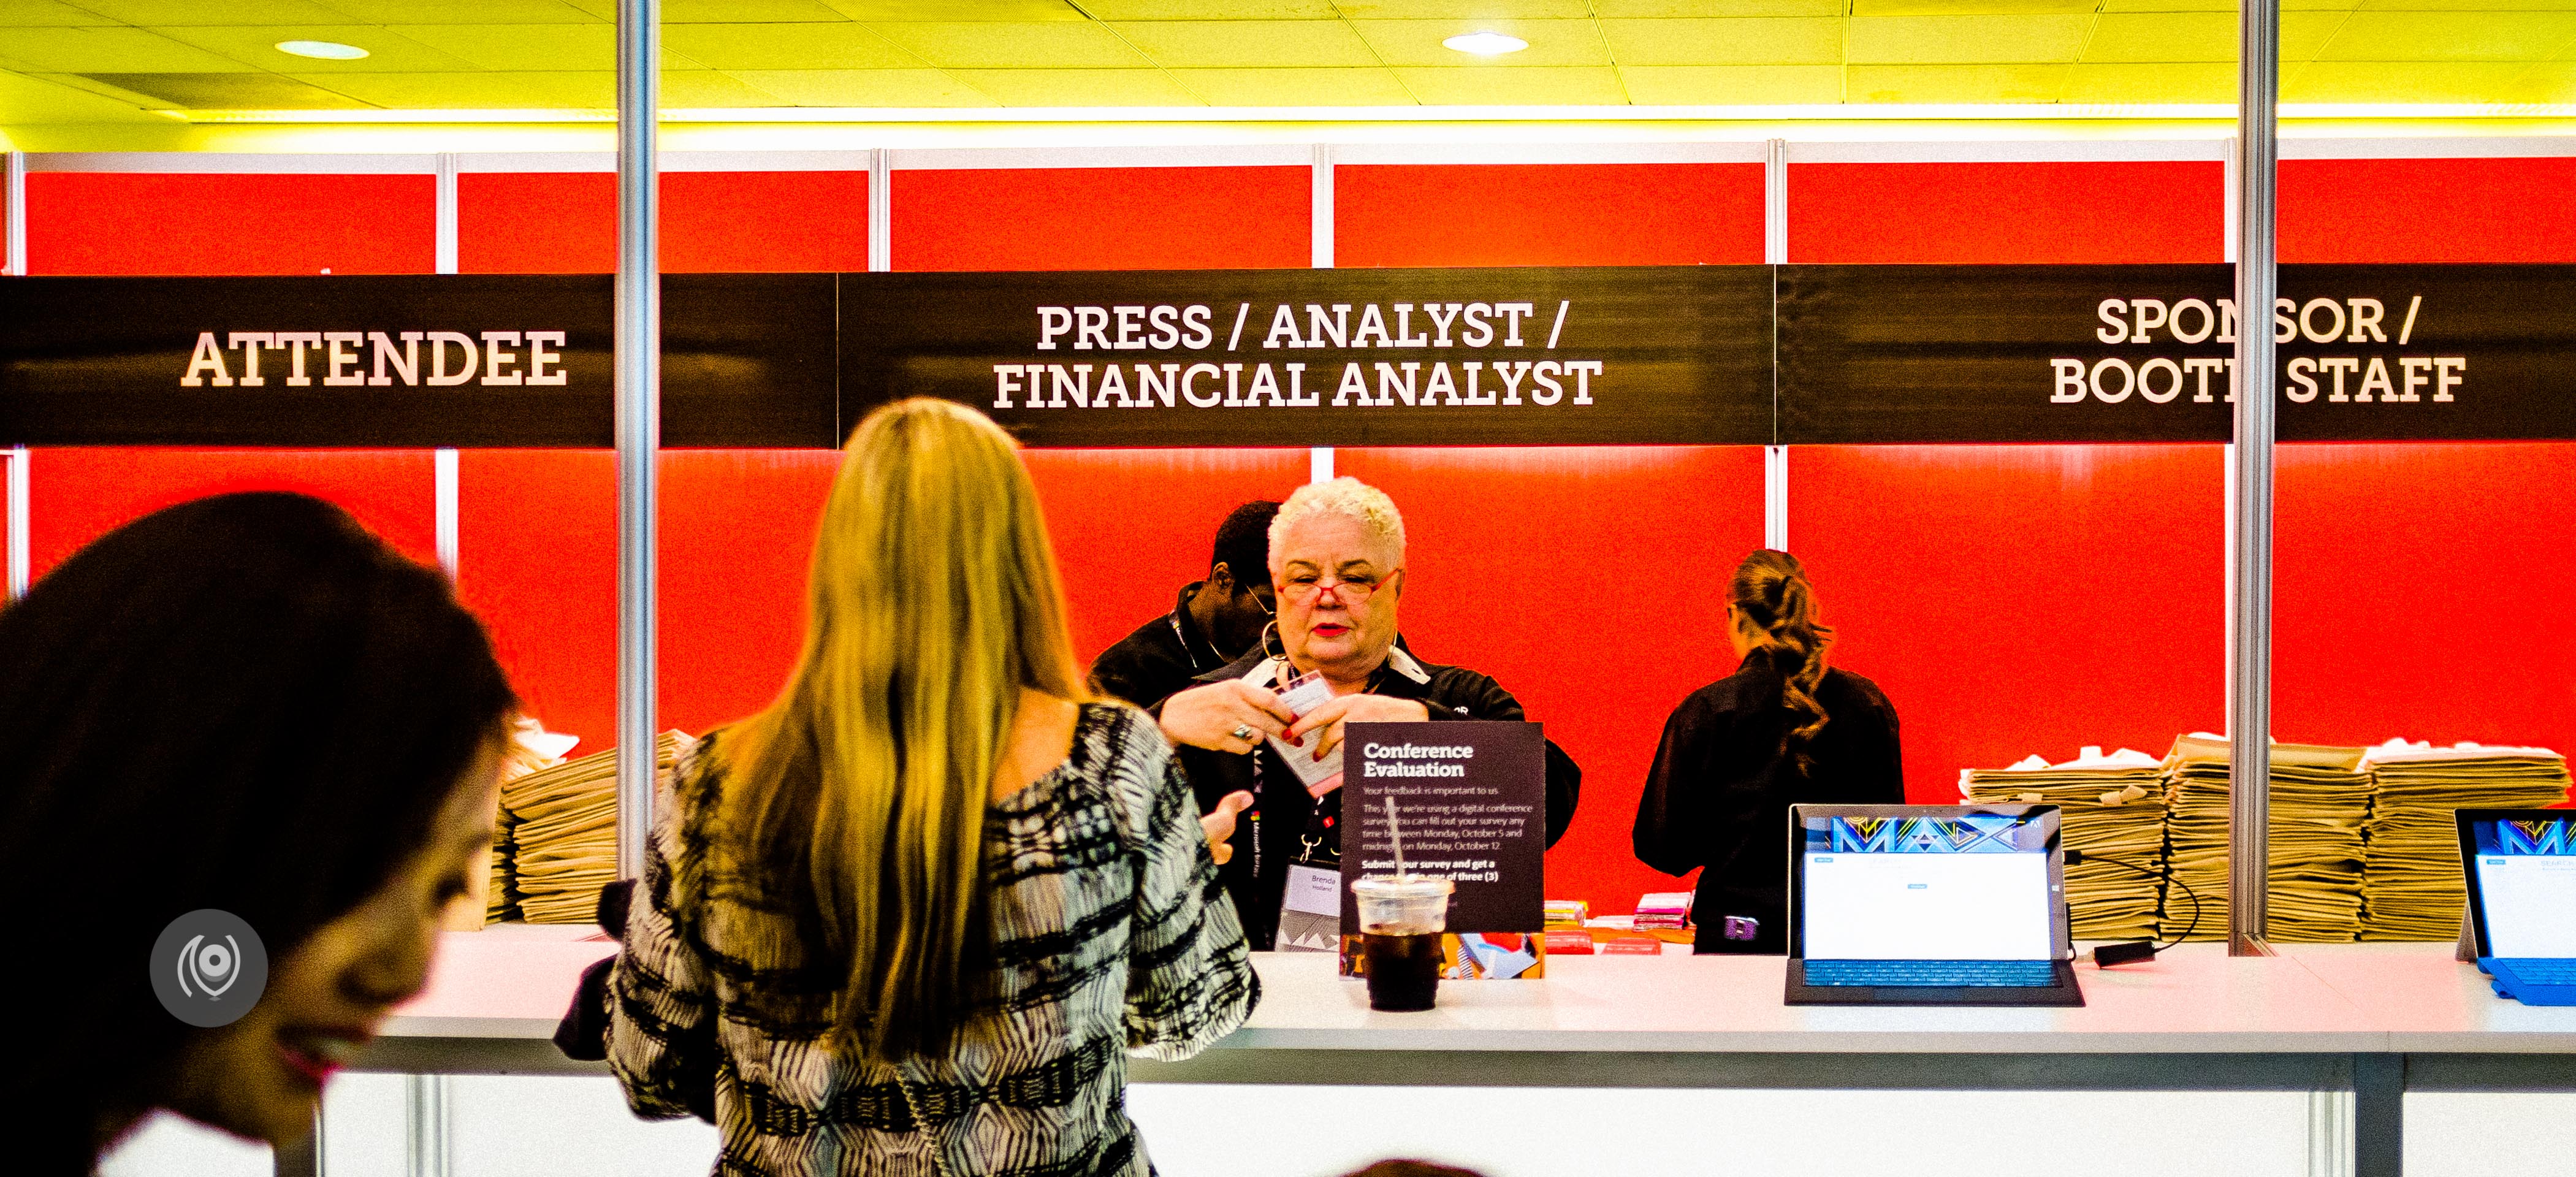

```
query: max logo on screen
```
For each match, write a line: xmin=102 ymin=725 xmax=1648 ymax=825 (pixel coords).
xmin=992 ymin=300 xmax=1606 ymax=411
xmin=2051 ymin=295 xmax=2466 ymax=408
xmin=178 ymin=330 xmax=571 ymax=388
xmin=1816 ymin=815 xmax=2030 ymax=853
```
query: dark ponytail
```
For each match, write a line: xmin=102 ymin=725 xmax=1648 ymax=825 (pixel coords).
xmin=1729 ymin=549 xmax=1834 ymax=773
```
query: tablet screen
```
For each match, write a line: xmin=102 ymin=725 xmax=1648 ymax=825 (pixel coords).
xmin=1800 ymin=813 xmax=2054 ymax=962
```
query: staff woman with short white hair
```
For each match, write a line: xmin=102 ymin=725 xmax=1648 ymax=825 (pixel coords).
xmin=1156 ymin=476 xmax=1583 ymax=951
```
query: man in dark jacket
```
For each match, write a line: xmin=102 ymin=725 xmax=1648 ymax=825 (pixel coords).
xmin=1088 ymin=500 xmax=1281 ymax=712
xmin=1154 ymin=478 xmax=1581 ymax=951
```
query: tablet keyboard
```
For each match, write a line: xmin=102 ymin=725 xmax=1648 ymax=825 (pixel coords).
xmin=2501 ymin=960 xmax=2576 ymax=985
xmin=1803 ymin=959 xmax=2059 ymax=988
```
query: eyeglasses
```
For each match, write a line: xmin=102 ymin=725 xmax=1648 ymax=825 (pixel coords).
xmin=1279 ymin=574 xmax=1382 ymax=604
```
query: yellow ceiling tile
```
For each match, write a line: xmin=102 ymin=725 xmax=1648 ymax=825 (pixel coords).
xmin=1598 ymin=18 xmax=1840 ymax=66
xmin=669 ymin=0 xmax=861 ymax=21
xmin=2281 ymin=12 xmax=2347 ymax=59
xmin=949 ymin=65 xmax=1207 ymax=104
xmin=2288 ymin=59 xmax=2544 ymax=101
xmin=1335 ymin=0 xmax=1593 ymax=17
xmin=2356 ymin=0 xmax=2576 ymax=10
xmin=75 ymin=0 xmax=346 ymax=21
xmin=151 ymin=25 xmax=485 ymax=71
xmin=294 ymin=67 xmax=614 ymax=105
xmin=77 ymin=69 xmax=375 ymax=107
xmin=386 ymin=24 xmax=615 ymax=70
xmin=0 ymin=69 xmax=169 ymax=120
xmin=2320 ymin=12 xmax=2576 ymax=61
xmin=720 ymin=65 xmax=996 ymax=101
xmin=1845 ymin=15 xmax=2092 ymax=64
xmin=2062 ymin=60 xmax=2235 ymax=101
xmin=664 ymin=22 xmax=921 ymax=68
xmin=1389 ymin=63 xmax=1626 ymax=101
xmin=1853 ymin=0 xmax=2093 ymax=13
xmin=1081 ymin=0 xmax=1335 ymax=17
xmin=659 ymin=67 xmax=800 ymax=103
xmin=1170 ymin=64 xmax=1417 ymax=102
xmin=1112 ymin=19 xmax=1375 ymax=67
xmin=0 ymin=26 xmax=264 ymax=70
xmin=328 ymin=0 xmax=604 ymax=22
xmin=1595 ymin=0 xmax=1842 ymax=15
xmin=817 ymin=0 xmax=1091 ymax=20
xmin=0 ymin=0 xmax=141 ymax=25
xmin=2085 ymin=10 xmax=2345 ymax=61
xmin=557 ymin=0 xmax=856 ymax=21
xmin=1844 ymin=61 xmax=2069 ymax=100
xmin=1616 ymin=62 xmax=1840 ymax=101
xmin=870 ymin=20 xmax=1151 ymax=66
xmin=2083 ymin=12 xmax=2232 ymax=61
xmin=2102 ymin=0 xmax=2347 ymax=12
xmin=1349 ymin=18 xmax=1609 ymax=66
xmin=2519 ymin=61 xmax=2576 ymax=101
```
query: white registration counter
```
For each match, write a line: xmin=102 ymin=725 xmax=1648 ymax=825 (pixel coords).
xmin=349 ymin=928 xmax=2576 ymax=1177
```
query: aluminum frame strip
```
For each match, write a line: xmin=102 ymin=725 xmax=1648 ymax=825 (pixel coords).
xmin=2228 ymin=0 xmax=2282 ymax=958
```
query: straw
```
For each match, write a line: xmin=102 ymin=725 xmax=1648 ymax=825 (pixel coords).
xmin=1386 ymin=796 xmax=1406 ymax=877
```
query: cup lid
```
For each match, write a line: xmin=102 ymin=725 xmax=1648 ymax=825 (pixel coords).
xmin=1350 ymin=874 xmax=1455 ymax=899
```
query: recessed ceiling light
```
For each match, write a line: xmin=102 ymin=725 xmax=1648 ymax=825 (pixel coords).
xmin=1442 ymin=31 xmax=1528 ymax=56
xmin=276 ymin=40 xmax=368 ymax=61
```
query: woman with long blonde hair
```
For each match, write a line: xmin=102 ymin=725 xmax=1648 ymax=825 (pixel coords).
xmin=601 ymin=399 xmax=1256 ymax=1176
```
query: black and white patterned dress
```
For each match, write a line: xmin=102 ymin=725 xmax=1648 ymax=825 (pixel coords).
xmin=607 ymin=702 xmax=1258 ymax=1177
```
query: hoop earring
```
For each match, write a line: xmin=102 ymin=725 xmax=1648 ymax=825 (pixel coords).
xmin=1260 ymin=620 xmax=1286 ymax=661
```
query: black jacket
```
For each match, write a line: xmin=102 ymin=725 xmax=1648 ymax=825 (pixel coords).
xmin=1160 ymin=644 xmax=1582 ymax=951
xmin=1633 ymin=652 xmax=1902 ymax=954
xmin=1088 ymin=582 xmax=1230 ymax=712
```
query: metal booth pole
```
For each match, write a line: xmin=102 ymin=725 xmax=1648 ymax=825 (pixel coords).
xmin=2227 ymin=0 xmax=2280 ymax=958
xmin=615 ymin=0 xmax=660 ymax=883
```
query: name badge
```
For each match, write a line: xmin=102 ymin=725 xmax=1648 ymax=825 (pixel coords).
xmin=1276 ymin=863 xmax=1342 ymax=953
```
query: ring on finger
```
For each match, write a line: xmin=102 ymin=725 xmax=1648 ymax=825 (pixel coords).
xmin=1230 ymin=723 xmax=1257 ymax=744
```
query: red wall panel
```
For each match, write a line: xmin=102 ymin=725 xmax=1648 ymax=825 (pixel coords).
xmin=455 ymin=447 xmax=1315 ymax=751
xmin=457 ymin=170 xmax=868 ymax=273
xmin=2275 ymin=444 xmax=2576 ymax=774
xmin=1787 ymin=160 xmax=2224 ymax=264
xmin=1335 ymin=162 xmax=1765 ymax=268
xmin=1024 ymin=449 xmax=1311 ymax=668
xmin=2281 ymin=157 xmax=2576 ymax=264
xmin=453 ymin=450 xmax=615 ymax=750
xmin=892 ymin=166 xmax=1308 ymax=272
xmin=1337 ymin=446 xmax=1766 ymax=914
xmin=657 ymin=449 xmax=842 ymax=737
xmin=1790 ymin=444 xmax=2228 ymax=797
xmin=2274 ymin=158 xmax=2576 ymax=777
xmin=454 ymin=450 xmax=844 ymax=751
xmin=26 ymin=171 xmax=435 ymax=276
xmin=28 ymin=449 xmax=438 ymax=581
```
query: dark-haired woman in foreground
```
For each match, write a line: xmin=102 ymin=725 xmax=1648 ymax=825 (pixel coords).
xmin=1633 ymin=550 xmax=1902 ymax=954
xmin=604 ymin=398 xmax=1254 ymax=1176
xmin=0 ymin=492 xmax=515 ymax=1172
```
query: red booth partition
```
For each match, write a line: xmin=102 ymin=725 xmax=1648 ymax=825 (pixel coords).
xmin=15 ymin=143 xmax=2574 ymax=915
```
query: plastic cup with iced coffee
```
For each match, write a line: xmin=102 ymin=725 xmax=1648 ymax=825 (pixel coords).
xmin=1351 ymin=875 xmax=1454 ymax=1012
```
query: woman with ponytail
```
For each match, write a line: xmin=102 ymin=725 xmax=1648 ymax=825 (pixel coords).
xmin=1632 ymin=550 xmax=1902 ymax=954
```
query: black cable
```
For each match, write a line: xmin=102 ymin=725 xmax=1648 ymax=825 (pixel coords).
xmin=2064 ymin=848 xmax=2199 ymax=966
